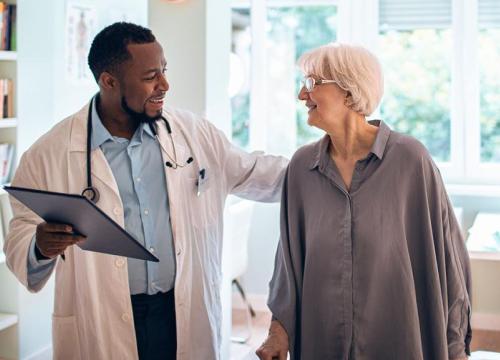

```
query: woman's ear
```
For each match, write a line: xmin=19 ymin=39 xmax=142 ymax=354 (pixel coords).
xmin=344 ymin=91 xmax=353 ymax=107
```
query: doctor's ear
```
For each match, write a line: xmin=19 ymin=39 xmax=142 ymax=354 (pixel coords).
xmin=99 ymin=71 xmax=118 ymax=90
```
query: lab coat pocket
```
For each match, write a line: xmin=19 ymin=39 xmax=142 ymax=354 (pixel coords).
xmin=191 ymin=170 xmax=217 ymax=225
xmin=52 ymin=315 xmax=82 ymax=360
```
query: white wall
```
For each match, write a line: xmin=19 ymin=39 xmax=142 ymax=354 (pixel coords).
xmin=15 ymin=1 xmax=148 ymax=358
xmin=18 ymin=0 xmax=148 ymax=156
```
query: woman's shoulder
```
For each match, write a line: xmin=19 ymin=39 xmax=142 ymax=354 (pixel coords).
xmin=387 ymin=130 xmax=433 ymax=164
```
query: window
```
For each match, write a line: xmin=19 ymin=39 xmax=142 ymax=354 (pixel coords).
xmin=230 ymin=1 xmax=337 ymax=155
xmin=230 ymin=0 xmax=500 ymax=183
xmin=379 ymin=0 xmax=452 ymax=162
xmin=267 ymin=6 xmax=337 ymax=148
xmin=231 ymin=7 xmax=252 ymax=149
xmin=479 ymin=1 xmax=500 ymax=162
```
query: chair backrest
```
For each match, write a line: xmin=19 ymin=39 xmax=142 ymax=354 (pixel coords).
xmin=224 ymin=198 xmax=255 ymax=280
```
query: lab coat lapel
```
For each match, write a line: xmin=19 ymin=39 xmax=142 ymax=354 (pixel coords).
xmin=68 ymin=102 xmax=121 ymax=201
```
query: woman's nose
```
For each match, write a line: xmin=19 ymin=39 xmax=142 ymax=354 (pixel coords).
xmin=298 ymin=86 xmax=309 ymax=101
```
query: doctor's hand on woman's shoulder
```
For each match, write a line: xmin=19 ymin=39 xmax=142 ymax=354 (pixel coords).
xmin=256 ymin=319 xmax=289 ymax=360
xmin=35 ymin=222 xmax=86 ymax=259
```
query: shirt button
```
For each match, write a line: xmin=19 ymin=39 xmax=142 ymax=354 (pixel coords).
xmin=121 ymin=313 xmax=130 ymax=322
xmin=136 ymin=177 xmax=141 ymax=182
xmin=149 ymin=247 xmax=155 ymax=253
xmin=115 ymin=258 xmax=125 ymax=268
xmin=144 ymin=209 xmax=149 ymax=215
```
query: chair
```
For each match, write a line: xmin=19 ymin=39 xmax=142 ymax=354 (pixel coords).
xmin=225 ymin=198 xmax=256 ymax=343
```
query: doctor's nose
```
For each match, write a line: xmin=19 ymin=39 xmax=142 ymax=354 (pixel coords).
xmin=158 ymin=73 xmax=169 ymax=92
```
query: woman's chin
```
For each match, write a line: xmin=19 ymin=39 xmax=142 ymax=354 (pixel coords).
xmin=307 ymin=115 xmax=318 ymax=127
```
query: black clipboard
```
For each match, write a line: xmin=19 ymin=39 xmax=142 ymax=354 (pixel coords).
xmin=4 ymin=186 xmax=159 ymax=262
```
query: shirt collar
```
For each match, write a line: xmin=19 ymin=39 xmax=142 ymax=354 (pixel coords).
xmin=90 ymin=96 xmax=113 ymax=150
xmin=309 ymin=119 xmax=391 ymax=170
xmin=90 ymin=95 xmax=156 ymax=150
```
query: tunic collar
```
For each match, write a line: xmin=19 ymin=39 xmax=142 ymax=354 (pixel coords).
xmin=309 ymin=119 xmax=391 ymax=170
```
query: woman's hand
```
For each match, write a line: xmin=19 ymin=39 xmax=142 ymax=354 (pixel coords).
xmin=256 ymin=320 xmax=289 ymax=360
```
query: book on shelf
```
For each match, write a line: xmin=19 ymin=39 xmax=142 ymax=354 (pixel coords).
xmin=0 ymin=2 xmax=15 ymax=51
xmin=0 ymin=143 xmax=14 ymax=184
xmin=0 ymin=78 xmax=13 ymax=118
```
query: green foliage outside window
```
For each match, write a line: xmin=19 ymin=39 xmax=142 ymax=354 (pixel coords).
xmin=231 ymin=6 xmax=337 ymax=149
xmin=379 ymin=29 xmax=452 ymax=162
xmin=267 ymin=6 xmax=337 ymax=147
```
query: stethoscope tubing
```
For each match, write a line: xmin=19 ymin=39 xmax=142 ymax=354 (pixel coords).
xmin=83 ymin=96 xmax=198 ymax=204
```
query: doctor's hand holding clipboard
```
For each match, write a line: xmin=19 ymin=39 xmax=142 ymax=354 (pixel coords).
xmin=34 ymin=222 xmax=86 ymax=261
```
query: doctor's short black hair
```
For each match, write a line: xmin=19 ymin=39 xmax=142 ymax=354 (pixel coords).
xmin=88 ymin=22 xmax=156 ymax=82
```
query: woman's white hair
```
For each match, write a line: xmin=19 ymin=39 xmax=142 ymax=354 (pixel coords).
xmin=298 ymin=42 xmax=384 ymax=116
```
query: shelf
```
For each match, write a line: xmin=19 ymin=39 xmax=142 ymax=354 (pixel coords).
xmin=0 ymin=51 xmax=17 ymax=61
xmin=0 ymin=313 xmax=17 ymax=332
xmin=0 ymin=118 xmax=17 ymax=128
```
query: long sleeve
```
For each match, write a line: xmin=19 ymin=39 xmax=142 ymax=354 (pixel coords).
xmin=27 ymin=235 xmax=56 ymax=289
xmin=267 ymin=168 xmax=302 ymax=359
xmin=441 ymin=187 xmax=472 ymax=359
xmin=202 ymin=119 xmax=288 ymax=202
xmin=4 ymin=150 xmax=56 ymax=292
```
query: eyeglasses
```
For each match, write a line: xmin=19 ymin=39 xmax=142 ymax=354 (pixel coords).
xmin=301 ymin=76 xmax=338 ymax=93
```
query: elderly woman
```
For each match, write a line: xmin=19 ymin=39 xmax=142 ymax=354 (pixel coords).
xmin=256 ymin=43 xmax=471 ymax=360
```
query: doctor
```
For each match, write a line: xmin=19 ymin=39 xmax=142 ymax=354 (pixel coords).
xmin=4 ymin=22 xmax=287 ymax=360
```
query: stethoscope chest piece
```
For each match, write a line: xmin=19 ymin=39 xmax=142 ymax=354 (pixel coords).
xmin=82 ymin=186 xmax=100 ymax=203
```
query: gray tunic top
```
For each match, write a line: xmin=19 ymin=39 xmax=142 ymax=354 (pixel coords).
xmin=268 ymin=120 xmax=472 ymax=360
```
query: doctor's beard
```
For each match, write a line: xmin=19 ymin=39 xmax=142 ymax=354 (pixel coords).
xmin=121 ymin=96 xmax=163 ymax=124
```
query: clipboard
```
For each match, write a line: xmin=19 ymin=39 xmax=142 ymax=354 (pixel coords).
xmin=4 ymin=186 xmax=159 ymax=262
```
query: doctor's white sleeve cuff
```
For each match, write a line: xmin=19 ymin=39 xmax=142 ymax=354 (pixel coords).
xmin=27 ymin=235 xmax=56 ymax=288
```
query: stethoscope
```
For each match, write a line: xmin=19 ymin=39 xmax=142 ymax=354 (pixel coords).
xmin=81 ymin=97 xmax=199 ymax=203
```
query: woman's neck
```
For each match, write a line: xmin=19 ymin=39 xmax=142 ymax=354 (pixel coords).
xmin=326 ymin=112 xmax=378 ymax=161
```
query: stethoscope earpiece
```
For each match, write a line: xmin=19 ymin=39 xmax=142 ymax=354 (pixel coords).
xmin=165 ymin=157 xmax=194 ymax=169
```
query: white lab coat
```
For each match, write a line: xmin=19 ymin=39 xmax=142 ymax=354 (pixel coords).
xmin=4 ymin=102 xmax=288 ymax=359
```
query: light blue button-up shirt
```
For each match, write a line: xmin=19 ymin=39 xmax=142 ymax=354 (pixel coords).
xmin=27 ymin=98 xmax=176 ymax=295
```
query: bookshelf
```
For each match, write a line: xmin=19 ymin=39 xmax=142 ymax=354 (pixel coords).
xmin=0 ymin=1 xmax=19 ymax=359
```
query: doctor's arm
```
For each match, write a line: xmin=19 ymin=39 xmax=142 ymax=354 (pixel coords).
xmin=3 ymin=151 xmax=81 ymax=292
xmin=27 ymin=235 xmax=56 ymax=288
xmin=202 ymin=119 xmax=288 ymax=201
